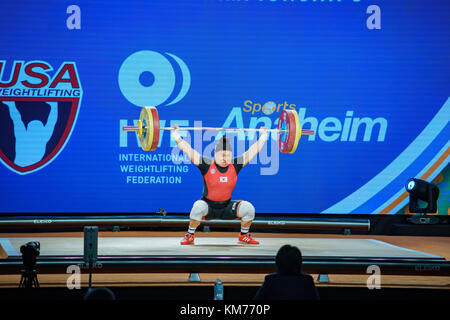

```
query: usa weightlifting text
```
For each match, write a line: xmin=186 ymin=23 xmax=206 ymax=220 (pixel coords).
xmin=179 ymin=304 xmax=271 ymax=317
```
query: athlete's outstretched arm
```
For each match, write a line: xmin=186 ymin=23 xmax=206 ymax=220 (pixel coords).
xmin=171 ymin=125 xmax=202 ymax=166
xmin=241 ymin=127 xmax=269 ymax=166
xmin=4 ymin=101 xmax=26 ymax=135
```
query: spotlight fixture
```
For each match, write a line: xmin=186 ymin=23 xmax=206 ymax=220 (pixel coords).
xmin=405 ymin=178 xmax=439 ymax=214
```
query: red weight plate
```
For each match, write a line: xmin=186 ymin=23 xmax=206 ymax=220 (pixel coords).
xmin=284 ymin=110 xmax=297 ymax=153
xmin=149 ymin=107 xmax=160 ymax=151
xmin=278 ymin=109 xmax=297 ymax=153
xmin=277 ymin=110 xmax=289 ymax=153
xmin=277 ymin=110 xmax=287 ymax=152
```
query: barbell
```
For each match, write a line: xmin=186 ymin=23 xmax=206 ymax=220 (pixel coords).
xmin=122 ymin=106 xmax=314 ymax=153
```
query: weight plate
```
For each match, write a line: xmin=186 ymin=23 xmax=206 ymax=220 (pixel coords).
xmin=136 ymin=120 xmax=143 ymax=139
xmin=149 ymin=107 xmax=160 ymax=151
xmin=139 ymin=107 xmax=154 ymax=151
xmin=278 ymin=109 xmax=297 ymax=153
xmin=289 ymin=108 xmax=301 ymax=153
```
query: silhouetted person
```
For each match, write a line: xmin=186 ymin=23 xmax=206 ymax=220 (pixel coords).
xmin=5 ymin=101 xmax=57 ymax=167
xmin=254 ymin=245 xmax=319 ymax=300
xmin=83 ymin=287 xmax=116 ymax=300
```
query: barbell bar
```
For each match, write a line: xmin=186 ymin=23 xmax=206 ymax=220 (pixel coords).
xmin=122 ymin=106 xmax=315 ymax=153
xmin=123 ymin=125 xmax=313 ymax=134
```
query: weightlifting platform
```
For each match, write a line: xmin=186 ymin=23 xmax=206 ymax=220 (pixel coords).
xmin=1 ymin=235 xmax=448 ymax=276
xmin=0 ymin=236 xmax=442 ymax=259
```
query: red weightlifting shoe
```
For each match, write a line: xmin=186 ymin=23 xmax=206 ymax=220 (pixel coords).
xmin=180 ymin=233 xmax=195 ymax=245
xmin=238 ymin=233 xmax=259 ymax=245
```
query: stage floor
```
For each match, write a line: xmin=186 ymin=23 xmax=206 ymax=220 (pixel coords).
xmin=0 ymin=236 xmax=444 ymax=260
xmin=0 ymin=232 xmax=449 ymax=290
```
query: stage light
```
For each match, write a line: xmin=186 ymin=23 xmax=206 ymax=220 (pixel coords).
xmin=405 ymin=178 xmax=439 ymax=214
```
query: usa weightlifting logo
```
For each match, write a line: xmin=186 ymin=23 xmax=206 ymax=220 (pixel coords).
xmin=118 ymin=50 xmax=191 ymax=107
xmin=0 ymin=60 xmax=82 ymax=174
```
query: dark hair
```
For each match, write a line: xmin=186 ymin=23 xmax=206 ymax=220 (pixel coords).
xmin=215 ymin=136 xmax=233 ymax=153
xmin=83 ymin=287 xmax=116 ymax=300
xmin=275 ymin=245 xmax=302 ymax=276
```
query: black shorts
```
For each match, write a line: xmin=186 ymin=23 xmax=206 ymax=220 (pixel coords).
xmin=201 ymin=197 xmax=242 ymax=220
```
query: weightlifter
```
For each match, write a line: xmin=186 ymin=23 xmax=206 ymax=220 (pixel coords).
xmin=171 ymin=125 xmax=269 ymax=245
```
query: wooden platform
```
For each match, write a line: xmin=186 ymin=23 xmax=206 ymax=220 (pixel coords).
xmin=0 ymin=236 xmax=443 ymax=259
xmin=1 ymin=232 xmax=449 ymax=289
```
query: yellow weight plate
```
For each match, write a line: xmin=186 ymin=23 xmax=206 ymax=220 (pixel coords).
xmin=139 ymin=107 xmax=154 ymax=151
xmin=289 ymin=108 xmax=301 ymax=153
xmin=136 ymin=120 xmax=143 ymax=139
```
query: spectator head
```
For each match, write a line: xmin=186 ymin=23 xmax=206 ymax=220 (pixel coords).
xmin=275 ymin=245 xmax=302 ymax=276
xmin=83 ymin=287 xmax=116 ymax=300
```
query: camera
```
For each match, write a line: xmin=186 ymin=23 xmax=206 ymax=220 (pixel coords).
xmin=18 ymin=241 xmax=41 ymax=288
xmin=20 ymin=241 xmax=40 ymax=269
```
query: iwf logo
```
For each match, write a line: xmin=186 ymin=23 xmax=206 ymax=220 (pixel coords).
xmin=118 ymin=50 xmax=191 ymax=107
xmin=0 ymin=60 xmax=82 ymax=175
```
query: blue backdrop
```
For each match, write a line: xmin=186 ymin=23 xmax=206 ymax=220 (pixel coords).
xmin=0 ymin=0 xmax=449 ymax=214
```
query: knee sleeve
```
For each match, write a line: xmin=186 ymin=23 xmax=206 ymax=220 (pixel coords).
xmin=190 ymin=200 xmax=208 ymax=221
xmin=237 ymin=201 xmax=255 ymax=222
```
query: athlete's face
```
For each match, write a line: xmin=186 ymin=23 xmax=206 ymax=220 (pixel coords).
xmin=214 ymin=150 xmax=233 ymax=167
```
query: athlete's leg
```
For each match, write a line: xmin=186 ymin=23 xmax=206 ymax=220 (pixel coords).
xmin=236 ymin=201 xmax=255 ymax=234
xmin=188 ymin=200 xmax=209 ymax=234
xmin=236 ymin=201 xmax=259 ymax=244
xmin=181 ymin=200 xmax=209 ymax=245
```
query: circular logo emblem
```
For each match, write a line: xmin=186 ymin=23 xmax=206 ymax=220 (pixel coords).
xmin=211 ymin=169 xmax=216 ymax=174
xmin=118 ymin=50 xmax=191 ymax=107
xmin=262 ymin=101 xmax=277 ymax=115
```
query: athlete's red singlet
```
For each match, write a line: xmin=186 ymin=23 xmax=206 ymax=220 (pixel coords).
xmin=203 ymin=161 xmax=238 ymax=202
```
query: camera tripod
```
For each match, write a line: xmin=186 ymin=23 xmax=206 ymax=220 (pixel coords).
xmin=19 ymin=268 xmax=40 ymax=288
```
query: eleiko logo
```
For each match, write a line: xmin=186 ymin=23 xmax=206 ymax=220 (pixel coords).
xmin=118 ymin=50 xmax=191 ymax=107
